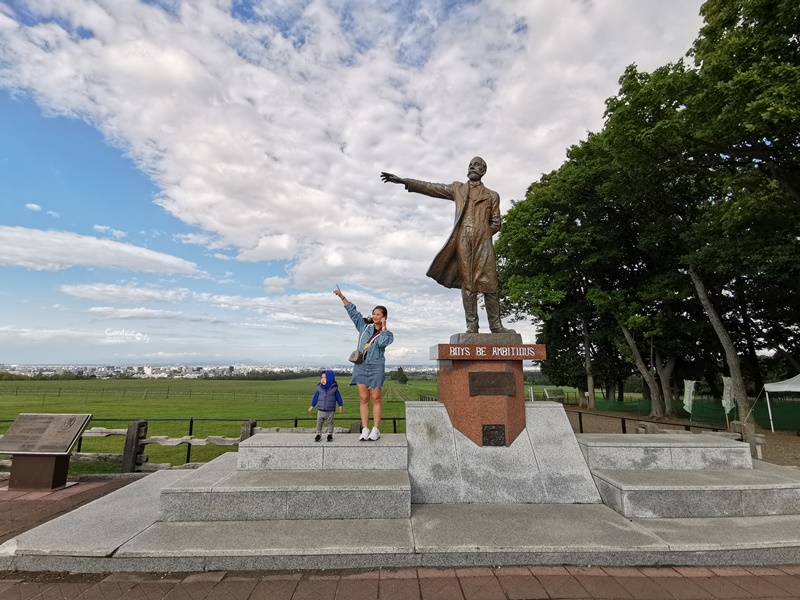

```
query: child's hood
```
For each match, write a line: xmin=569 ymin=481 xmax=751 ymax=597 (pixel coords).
xmin=322 ymin=369 xmax=336 ymax=389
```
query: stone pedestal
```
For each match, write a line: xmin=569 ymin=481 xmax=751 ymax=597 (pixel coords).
xmin=406 ymin=401 xmax=601 ymax=503
xmin=430 ymin=334 xmax=546 ymax=447
xmin=9 ymin=454 xmax=70 ymax=490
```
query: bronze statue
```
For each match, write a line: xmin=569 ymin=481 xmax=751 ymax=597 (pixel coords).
xmin=381 ymin=156 xmax=515 ymax=334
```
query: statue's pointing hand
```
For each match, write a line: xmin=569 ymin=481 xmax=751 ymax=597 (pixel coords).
xmin=381 ymin=172 xmax=404 ymax=185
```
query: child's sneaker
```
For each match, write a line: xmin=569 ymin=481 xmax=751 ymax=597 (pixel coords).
xmin=368 ymin=427 xmax=381 ymax=441
xmin=327 ymin=434 xmax=333 ymax=442
xmin=314 ymin=434 xmax=321 ymax=442
xmin=359 ymin=427 xmax=370 ymax=441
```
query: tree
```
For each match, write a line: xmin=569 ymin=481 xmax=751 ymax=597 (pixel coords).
xmin=499 ymin=0 xmax=800 ymax=422
xmin=390 ymin=367 xmax=408 ymax=384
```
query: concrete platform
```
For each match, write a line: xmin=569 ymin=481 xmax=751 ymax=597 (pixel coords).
xmin=7 ymin=471 xmax=800 ymax=572
xmin=594 ymin=468 xmax=800 ymax=518
xmin=237 ymin=432 xmax=407 ymax=470
xmin=576 ymin=433 xmax=754 ymax=470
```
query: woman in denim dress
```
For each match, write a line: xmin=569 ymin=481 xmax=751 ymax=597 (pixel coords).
xmin=334 ymin=286 xmax=394 ymax=441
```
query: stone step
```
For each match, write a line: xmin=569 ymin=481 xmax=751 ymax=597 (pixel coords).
xmin=594 ymin=467 xmax=800 ymax=518
xmin=237 ymin=432 xmax=408 ymax=470
xmin=576 ymin=433 xmax=752 ymax=471
xmin=159 ymin=454 xmax=410 ymax=521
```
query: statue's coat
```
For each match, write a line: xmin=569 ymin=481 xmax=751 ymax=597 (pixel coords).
xmin=404 ymin=179 xmax=501 ymax=293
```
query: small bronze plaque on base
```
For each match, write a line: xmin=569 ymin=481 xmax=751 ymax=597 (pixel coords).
xmin=468 ymin=371 xmax=516 ymax=396
xmin=483 ymin=424 xmax=506 ymax=447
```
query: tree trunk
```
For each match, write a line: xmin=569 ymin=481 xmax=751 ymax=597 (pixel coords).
xmin=688 ymin=268 xmax=751 ymax=419
xmin=734 ymin=278 xmax=763 ymax=393
xmin=620 ymin=322 xmax=664 ymax=418
xmin=655 ymin=349 xmax=677 ymax=416
xmin=582 ymin=318 xmax=596 ymax=409
xmin=578 ymin=385 xmax=588 ymax=409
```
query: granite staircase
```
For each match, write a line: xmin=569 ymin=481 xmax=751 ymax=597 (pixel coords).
xmin=577 ymin=433 xmax=800 ymax=518
xmin=159 ymin=433 xmax=411 ymax=521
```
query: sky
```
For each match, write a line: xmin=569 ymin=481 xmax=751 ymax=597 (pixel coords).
xmin=0 ymin=0 xmax=705 ymax=367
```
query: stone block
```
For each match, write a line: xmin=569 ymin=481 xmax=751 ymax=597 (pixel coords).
xmin=742 ymin=488 xmax=800 ymax=516
xmin=15 ymin=470 xmax=189 ymax=557
xmin=449 ymin=332 xmax=523 ymax=344
xmin=405 ymin=401 xmax=599 ymax=504
xmin=160 ymin=490 xmax=288 ymax=521
xmin=671 ymin=447 xmax=752 ymax=470
xmin=406 ymin=402 xmax=462 ymax=504
xmin=453 ymin=431 xmax=547 ymax=503
xmin=161 ymin=468 xmax=410 ymax=521
xmin=576 ymin=434 xmax=753 ymax=470
xmin=236 ymin=433 xmax=407 ymax=470
xmin=287 ymin=490 xmax=410 ymax=519
xmin=525 ymin=403 xmax=602 ymax=503
xmin=322 ymin=446 xmax=407 ymax=470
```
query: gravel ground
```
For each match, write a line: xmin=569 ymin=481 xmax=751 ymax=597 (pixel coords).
xmin=565 ymin=407 xmax=800 ymax=467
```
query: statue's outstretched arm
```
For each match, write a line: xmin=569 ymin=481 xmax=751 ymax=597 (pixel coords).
xmin=380 ymin=172 xmax=405 ymax=185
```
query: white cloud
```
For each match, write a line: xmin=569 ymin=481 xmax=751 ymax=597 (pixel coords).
xmin=0 ymin=1 xmax=703 ymax=294
xmin=25 ymin=203 xmax=41 ymax=211
xmin=60 ymin=283 xmax=191 ymax=304
xmin=93 ymin=224 xmax=127 ymax=239
xmin=175 ymin=232 xmax=230 ymax=250
xmin=263 ymin=276 xmax=290 ymax=294
xmin=0 ymin=226 xmax=204 ymax=275
xmin=89 ymin=306 xmax=221 ymax=322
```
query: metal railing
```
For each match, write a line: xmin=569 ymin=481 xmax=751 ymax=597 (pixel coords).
xmin=564 ymin=408 xmax=723 ymax=434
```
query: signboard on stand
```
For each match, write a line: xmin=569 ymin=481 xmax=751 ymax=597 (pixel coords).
xmin=0 ymin=413 xmax=92 ymax=490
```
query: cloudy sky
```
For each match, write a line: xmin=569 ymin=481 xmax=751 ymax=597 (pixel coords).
xmin=0 ymin=0 xmax=704 ymax=367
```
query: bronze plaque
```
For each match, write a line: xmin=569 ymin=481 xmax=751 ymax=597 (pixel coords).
xmin=469 ymin=371 xmax=516 ymax=396
xmin=483 ymin=424 xmax=506 ymax=447
xmin=0 ymin=413 xmax=91 ymax=455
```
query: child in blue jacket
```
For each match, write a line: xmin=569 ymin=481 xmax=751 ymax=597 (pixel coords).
xmin=308 ymin=369 xmax=343 ymax=442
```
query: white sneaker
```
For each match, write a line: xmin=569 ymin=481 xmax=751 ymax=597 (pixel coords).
xmin=368 ymin=426 xmax=381 ymax=441
xmin=359 ymin=427 xmax=370 ymax=441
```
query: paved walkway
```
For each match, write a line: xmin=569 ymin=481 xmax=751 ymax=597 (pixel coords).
xmin=5 ymin=479 xmax=800 ymax=598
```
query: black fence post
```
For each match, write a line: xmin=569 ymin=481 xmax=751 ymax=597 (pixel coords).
xmin=185 ymin=417 xmax=194 ymax=464
xmin=621 ymin=419 xmax=627 ymax=434
xmin=578 ymin=412 xmax=584 ymax=433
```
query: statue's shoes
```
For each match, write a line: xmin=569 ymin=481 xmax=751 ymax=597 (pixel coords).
xmin=490 ymin=327 xmax=516 ymax=334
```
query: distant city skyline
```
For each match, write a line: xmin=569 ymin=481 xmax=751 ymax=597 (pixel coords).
xmin=1 ymin=1 xmax=704 ymax=365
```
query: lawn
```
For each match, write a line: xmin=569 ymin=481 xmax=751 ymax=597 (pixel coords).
xmin=0 ymin=377 xmax=440 ymax=473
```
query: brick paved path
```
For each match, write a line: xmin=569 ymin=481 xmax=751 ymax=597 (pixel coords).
xmin=5 ymin=479 xmax=800 ymax=598
xmin=4 ymin=566 xmax=800 ymax=600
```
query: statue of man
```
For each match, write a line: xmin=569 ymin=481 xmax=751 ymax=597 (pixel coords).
xmin=381 ymin=157 xmax=514 ymax=334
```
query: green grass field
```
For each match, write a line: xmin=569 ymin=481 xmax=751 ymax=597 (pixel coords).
xmin=0 ymin=377 xmax=440 ymax=473
xmin=0 ymin=377 xmax=587 ymax=474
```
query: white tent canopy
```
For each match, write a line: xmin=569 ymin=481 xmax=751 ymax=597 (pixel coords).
xmin=761 ymin=374 xmax=800 ymax=432
xmin=764 ymin=374 xmax=800 ymax=393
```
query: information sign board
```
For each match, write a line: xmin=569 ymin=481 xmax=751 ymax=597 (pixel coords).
xmin=0 ymin=413 xmax=92 ymax=456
